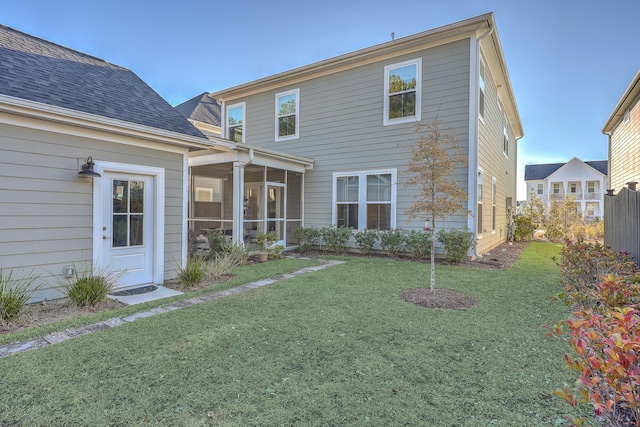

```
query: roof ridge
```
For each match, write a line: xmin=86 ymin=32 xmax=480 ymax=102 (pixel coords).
xmin=0 ymin=23 xmax=129 ymax=72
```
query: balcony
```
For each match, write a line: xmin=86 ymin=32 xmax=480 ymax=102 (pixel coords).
xmin=547 ymin=192 xmax=601 ymax=201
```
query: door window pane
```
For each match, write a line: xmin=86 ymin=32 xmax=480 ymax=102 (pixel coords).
xmin=112 ymin=179 xmax=144 ymax=248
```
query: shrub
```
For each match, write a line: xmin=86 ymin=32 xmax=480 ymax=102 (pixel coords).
xmin=436 ymin=228 xmax=474 ymax=263
xmin=379 ymin=228 xmax=406 ymax=257
xmin=207 ymin=253 xmax=237 ymax=282
xmin=177 ymin=255 xmax=209 ymax=288
xmin=294 ymin=227 xmax=320 ymax=254
xmin=206 ymin=230 xmax=229 ymax=255
xmin=405 ymin=230 xmax=432 ymax=259
xmin=354 ymin=228 xmax=379 ymax=255
xmin=64 ymin=268 xmax=119 ymax=308
xmin=556 ymin=238 xmax=638 ymax=309
xmin=225 ymin=241 xmax=249 ymax=266
xmin=548 ymin=307 xmax=640 ymax=427
xmin=0 ymin=268 xmax=39 ymax=324
xmin=513 ymin=215 xmax=535 ymax=241
xmin=320 ymin=226 xmax=352 ymax=253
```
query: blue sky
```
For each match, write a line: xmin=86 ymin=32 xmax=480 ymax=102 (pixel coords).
xmin=3 ymin=0 xmax=639 ymax=199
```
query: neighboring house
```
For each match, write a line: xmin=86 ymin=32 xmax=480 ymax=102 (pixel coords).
xmin=0 ymin=24 xmax=232 ymax=302
xmin=524 ymin=158 xmax=608 ymax=221
xmin=180 ymin=13 xmax=523 ymax=255
xmin=602 ymin=68 xmax=640 ymax=193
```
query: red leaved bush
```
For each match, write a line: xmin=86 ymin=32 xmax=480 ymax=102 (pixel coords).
xmin=549 ymin=239 xmax=640 ymax=426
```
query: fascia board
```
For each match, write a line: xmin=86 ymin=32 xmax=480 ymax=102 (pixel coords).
xmin=0 ymin=94 xmax=229 ymax=151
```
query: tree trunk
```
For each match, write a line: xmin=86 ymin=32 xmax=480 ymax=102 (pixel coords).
xmin=430 ymin=227 xmax=436 ymax=293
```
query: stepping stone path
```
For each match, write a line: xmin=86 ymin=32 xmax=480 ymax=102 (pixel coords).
xmin=0 ymin=259 xmax=344 ymax=358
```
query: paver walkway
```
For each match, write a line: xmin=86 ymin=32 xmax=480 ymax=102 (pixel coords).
xmin=0 ymin=259 xmax=345 ymax=358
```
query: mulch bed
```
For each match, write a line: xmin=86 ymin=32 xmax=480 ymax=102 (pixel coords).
xmin=400 ymin=240 xmax=528 ymax=310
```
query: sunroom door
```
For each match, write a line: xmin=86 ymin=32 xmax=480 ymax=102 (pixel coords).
xmin=266 ymin=183 xmax=286 ymax=246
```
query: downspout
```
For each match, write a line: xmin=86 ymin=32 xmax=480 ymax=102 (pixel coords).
xmin=469 ymin=22 xmax=494 ymax=259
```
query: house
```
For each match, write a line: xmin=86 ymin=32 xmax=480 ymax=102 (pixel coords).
xmin=0 ymin=24 xmax=232 ymax=302
xmin=524 ymin=158 xmax=608 ymax=221
xmin=181 ymin=13 xmax=523 ymax=255
xmin=602 ymin=69 xmax=640 ymax=193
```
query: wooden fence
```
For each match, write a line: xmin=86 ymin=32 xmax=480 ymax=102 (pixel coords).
xmin=604 ymin=186 xmax=640 ymax=263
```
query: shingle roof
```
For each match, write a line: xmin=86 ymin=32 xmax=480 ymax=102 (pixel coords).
xmin=0 ymin=24 xmax=205 ymax=139
xmin=174 ymin=92 xmax=221 ymax=126
xmin=524 ymin=160 xmax=608 ymax=180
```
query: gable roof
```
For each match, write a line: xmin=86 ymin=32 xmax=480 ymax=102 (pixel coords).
xmin=524 ymin=159 xmax=608 ymax=180
xmin=602 ymin=68 xmax=640 ymax=133
xmin=0 ymin=24 xmax=205 ymax=139
xmin=174 ymin=92 xmax=221 ymax=126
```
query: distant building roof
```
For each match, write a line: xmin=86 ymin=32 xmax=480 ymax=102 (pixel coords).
xmin=0 ymin=24 xmax=205 ymax=139
xmin=174 ymin=92 xmax=221 ymax=126
xmin=524 ymin=159 xmax=608 ymax=181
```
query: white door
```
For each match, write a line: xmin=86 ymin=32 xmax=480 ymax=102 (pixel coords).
xmin=100 ymin=172 xmax=154 ymax=288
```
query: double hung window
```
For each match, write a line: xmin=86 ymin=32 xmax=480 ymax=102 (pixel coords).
xmin=334 ymin=170 xmax=396 ymax=230
xmin=226 ymin=102 xmax=245 ymax=143
xmin=276 ymin=89 xmax=299 ymax=140
xmin=384 ymin=58 xmax=422 ymax=125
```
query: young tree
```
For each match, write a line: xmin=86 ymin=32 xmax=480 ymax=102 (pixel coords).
xmin=405 ymin=117 xmax=468 ymax=292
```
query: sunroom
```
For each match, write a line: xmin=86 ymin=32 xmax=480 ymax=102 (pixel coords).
xmin=188 ymin=144 xmax=314 ymax=250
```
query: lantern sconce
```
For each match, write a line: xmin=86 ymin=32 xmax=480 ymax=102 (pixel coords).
xmin=78 ymin=156 xmax=101 ymax=178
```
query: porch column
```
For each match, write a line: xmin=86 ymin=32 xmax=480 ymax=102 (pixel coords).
xmin=232 ymin=161 xmax=244 ymax=244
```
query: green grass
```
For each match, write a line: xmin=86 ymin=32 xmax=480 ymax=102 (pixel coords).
xmin=0 ymin=243 xmax=587 ymax=426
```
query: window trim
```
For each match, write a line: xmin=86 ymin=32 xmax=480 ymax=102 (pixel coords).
xmin=332 ymin=169 xmax=397 ymax=230
xmin=477 ymin=168 xmax=484 ymax=238
xmin=383 ymin=58 xmax=422 ymax=126
xmin=275 ymin=88 xmax=300 ymax=141
xmin=225 ymin=102 xmax=246 ymax=143
xmin=479 ymin=59 xmax=486 ymax=123
xmin=491 ymin=176 xmax=497 ymax=233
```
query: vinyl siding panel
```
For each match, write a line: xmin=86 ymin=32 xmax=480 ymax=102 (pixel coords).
xmin=610 ymin=96 xmax=640 ymax=192
xmin=226 ymin=39 xmax=471 ymax=233
xmin=0 ymin=121 xmax=187 ymax=301
xmin=477 ymin=53 xmax=518 ymax=253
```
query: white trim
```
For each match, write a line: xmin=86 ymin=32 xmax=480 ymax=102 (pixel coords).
xmin=383 ymin=58 xmax=422 ymax=126
xmin=181 ymin=153 xmax=189 ymax=270
xmin=226 ymin=101 xmax=246 ymax=143
xmin=275 ymin=88 xmax=300 ymax=141
xmin=467 ymin=37 xmax=479 ymax=234
xmin=92 ymin=161 xmax=165 ymax=284
xmin=332 ymin=169 xmax=397 ymax=230
xmin=477 ymin=167 xmax=484 ymax=238
xmin=0 ymin=94 xmax=222 ymax=150
xmin=491 ymin=175 xmax=497 ymax=234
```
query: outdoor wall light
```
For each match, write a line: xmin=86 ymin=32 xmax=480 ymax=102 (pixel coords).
xmin=78 ymin=156 xmax=101 ymax=178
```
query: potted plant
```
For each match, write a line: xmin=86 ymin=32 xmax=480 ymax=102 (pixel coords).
xmin=255 ymin=230 xmax=279 ymax=262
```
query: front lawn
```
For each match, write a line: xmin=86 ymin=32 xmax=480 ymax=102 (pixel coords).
xmin=0 ymin=242 xmax=585 ymax=425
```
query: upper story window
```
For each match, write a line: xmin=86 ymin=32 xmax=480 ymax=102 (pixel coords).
xmin=226 ymin=102 xmax=245 ymax=143
xmin=275 ymin=89 xmax=299 ymax=140
xmin=383 ymin=58 xmax=422 ymax=126
xmin=553 ymin=183 xmax=560 ymax=194
xmin=537 ymin=183 xmax=543 ymax=195
xmin=479 ymin=59 xmax=486 ymax=121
